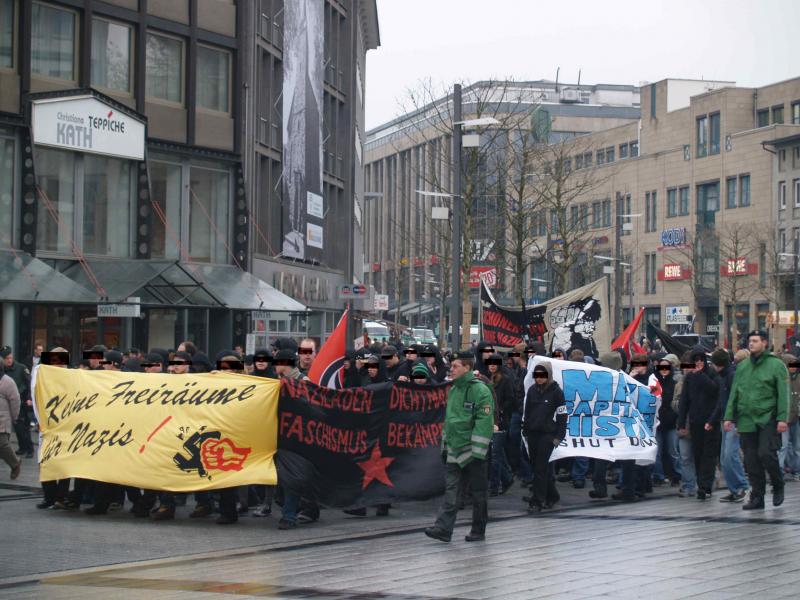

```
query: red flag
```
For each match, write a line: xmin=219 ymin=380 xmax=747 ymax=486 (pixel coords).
xmin=308 ymin=308 xmax=349 ymax=388
xmin=611 ymin=307 xmax=645 ymax=360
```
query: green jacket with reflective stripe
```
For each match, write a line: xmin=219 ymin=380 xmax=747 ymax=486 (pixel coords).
xmin=442 ymin=371 xmax=494 ymax=466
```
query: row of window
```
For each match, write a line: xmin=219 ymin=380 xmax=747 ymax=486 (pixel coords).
xmin=778 ymin=179 xmax=800 ymax=211
xmin=0 ymin=1 xmax=231 ymax=112
xmin=756 ymin=102 xmax=800 ymax=127
xmin=32 ymin=146 xmax=232 ymax=262
xmin=573 ymin=140 xmax=639 ymax=170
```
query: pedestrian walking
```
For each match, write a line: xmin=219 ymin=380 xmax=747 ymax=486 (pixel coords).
xmin=425 ymin=350 xmax=493 ymax=543
xmin=724 ymin=330 xmax=790 ymax=510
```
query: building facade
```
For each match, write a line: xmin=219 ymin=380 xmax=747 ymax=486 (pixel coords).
xmin=362 ymin=80 xmax=641 ymax=327
xmin=542 ymin=78 xmax=800 ymax=348
xmin=0 ymin=0 xmax=378 ymax=359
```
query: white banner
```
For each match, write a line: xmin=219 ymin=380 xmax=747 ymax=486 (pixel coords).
xmin=525 ymin=357 xmax=659 ymax=463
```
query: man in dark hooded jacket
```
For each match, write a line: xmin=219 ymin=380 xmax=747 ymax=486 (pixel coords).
xmin=523 ymin=360 xmax=567 ymax=511
xmin=678 ymin=349 xmax=721 ymax=499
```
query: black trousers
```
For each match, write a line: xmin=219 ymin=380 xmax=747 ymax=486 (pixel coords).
xmin=42 ymin=479 xmax=70 ymax=504
xmin=14 ymin=405 xmax=33 ymax=452
xmin=689 ymin=423 xmax=721 ymax=493
xmin=434 ymin=459 xmax=488 ymax=535
xmin=526 ymin=432 xmax=559 ymax=507
xmin=740 ymin=421 xmax=784 ymax=497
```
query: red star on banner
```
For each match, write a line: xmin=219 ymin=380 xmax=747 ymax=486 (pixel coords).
xmin=357 ymin=443 xmax=395 ymax=490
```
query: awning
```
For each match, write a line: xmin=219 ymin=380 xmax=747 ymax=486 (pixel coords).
xmin=399 ymin=301 xmax=422 ymax=314
xmin=60 ymin=259 xmax=306 ymax=311
xmin=0 ymin=250 xmax=97 ymax=303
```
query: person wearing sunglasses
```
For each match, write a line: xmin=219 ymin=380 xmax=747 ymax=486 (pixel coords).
xmin=410 ymin=361 xmax=432 ymax=385
xmin=550 ymin=349 xmax=565 ymax=360
xmin=653 ymin=356 xmax=682 ymax=488
xmin=523 ymin=361 xmax=566 ymax=512
xmin=251 ymin=349 xmax=276 ymax=379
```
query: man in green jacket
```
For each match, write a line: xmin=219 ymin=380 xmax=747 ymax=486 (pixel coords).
xmin=425 ymin=350 xmax=494 ymax=543
xmin=724 ymin=330 xmax=789 ymax=510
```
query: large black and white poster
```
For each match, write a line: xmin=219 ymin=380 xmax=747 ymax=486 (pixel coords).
xmin=282 ymin=0 xmax=324 ymax=262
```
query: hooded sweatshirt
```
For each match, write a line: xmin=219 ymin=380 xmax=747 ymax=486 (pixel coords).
xmin=522 ymin=360 xmax=567 ymax=439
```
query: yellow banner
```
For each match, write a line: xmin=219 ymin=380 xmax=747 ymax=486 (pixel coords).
xmin=35 ymin=366 xmax=279 ymax=491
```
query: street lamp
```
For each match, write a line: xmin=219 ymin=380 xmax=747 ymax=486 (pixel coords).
xmin=415 ymin=90 xmax=499 ymax=350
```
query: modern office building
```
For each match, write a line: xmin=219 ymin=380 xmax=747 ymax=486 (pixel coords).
xmin=362 ymin=79 xmax=641 ymax=326
xmin=0 ymin=0 xmax=379 ymax=358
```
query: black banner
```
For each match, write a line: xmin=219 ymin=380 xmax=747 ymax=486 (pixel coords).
xmin=276 ymin=379 xmax=449 ymax=507
xmin=480 ymin=281 xmax=545 ymax=347
xmin=646 ymin=322 xmax=692 ymax=356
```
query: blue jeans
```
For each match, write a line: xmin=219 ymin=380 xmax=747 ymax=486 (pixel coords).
xmin=779 ymin=421 xmax=800 ymax=475
xmin=282 ymin=491 xmax=300 ymax=523
xmin=678 ymin=435 xmax=696 ymax=493
xmin=720 ymin=426 xmax=749 ymax=493
xmin=489 ymin=431 xmax=514 ymax=491
xmin=570 ymin=457 xmax=588 ymax=482
xmin=656 ymin=428 xmax=680 ymax=482
xmin=508 ymin=412 xmax=532 ymax=480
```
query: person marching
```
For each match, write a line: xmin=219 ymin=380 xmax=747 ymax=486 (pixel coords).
xmin=425 ymin=350 xmax=494 ymax=543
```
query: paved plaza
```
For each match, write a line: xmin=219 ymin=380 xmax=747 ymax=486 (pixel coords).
xmin=2 ymin=456 xmax=800 ymax=599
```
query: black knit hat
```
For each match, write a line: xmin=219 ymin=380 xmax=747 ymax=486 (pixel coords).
xmin=710 ymin=349 xmax=731 ymax=367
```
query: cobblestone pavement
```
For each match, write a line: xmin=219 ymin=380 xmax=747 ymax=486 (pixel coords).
xmin=2 ymin=455 xmax=800 ymax=599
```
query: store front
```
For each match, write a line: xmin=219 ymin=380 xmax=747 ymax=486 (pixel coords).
xmin=2 ymin=89 xmax=306 ymax=359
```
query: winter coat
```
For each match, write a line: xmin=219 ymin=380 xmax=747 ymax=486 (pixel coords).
xmin=0 ymin=374 xmax=20 ymax=433
xmin=522 ymin=360 xmax=567 ymax=439
xmin=725 ymin=351 xmax=790 ymax=432
xmin=442 ymin=371 xmax=494 ymax=467
xmin=490 ymin=371 xmax=515 ymax=431
xmin=3 ymin=360 xmax=30 ymax=402
xmin=655 ymin=370 xmax=678 ymax=431
xmin=708 ymin=364 xmax=735 ymax=424
xmin=678 ymin=365 xmax=720 ymax=429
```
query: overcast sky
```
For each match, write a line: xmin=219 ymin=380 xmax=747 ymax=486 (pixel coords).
xmin=365 ymin=0 xmax=799 ymax=130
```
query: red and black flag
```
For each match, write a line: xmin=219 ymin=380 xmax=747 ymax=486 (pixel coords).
xmin=276 ymin=378 xmax=449 ymax=507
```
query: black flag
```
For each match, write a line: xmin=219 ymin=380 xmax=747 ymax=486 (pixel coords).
xmin=276 ymin=379 xmax=448 ymax=507
xmin=646 ymin=322 xmax=691 ymax=356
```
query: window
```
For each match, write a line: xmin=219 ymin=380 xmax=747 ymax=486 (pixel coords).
xmin=83 ymin=155 xmax=133 ymax=256
xmin=197 ymin=45 xmax=230 ymax=112
xmin=667 ymin=188 xmax=677 ymax=217
xmin=0 ymin=0 xmax=14 ymax=69
xmin=792 ymin=102 xmax=800 ymax=125
xmin=602 ymin=199 xmax=611 ymax=227
xmin=0 ymin=133 xmax=14 ymax=247
xmin=619 ymin=143 xmax=628 ymax=159
xmin=644 ymin=253 xmax=657 ymax=294
xmin=31 ymin=2 xmax=77 ymax=81
xmin=630 ymin=141 xmax=638 ymax=157
xmin=709 ymin=112 xmax=720 ymax=155
xmin=779 ymin=228 xmax=786 ymax=253
xmin=149 ymin=160 xmax=182 ymax=259
xmin=621 ymin=194 xmax=632 ymax=236
xmin=570 ymin=205 xmax=579 ymax=228
xmin=35 ymin=148 xmax=75 ymax=253
xmin=726 ymin=177 xmax=737 ymax=209
xmin=35 ymin=148 xmax=137 ymax=257
xmin=697 ymin=181 xmax=719 ymax=213
xmin=795 ymin=179 xmax=800 ymax=209
xmin=146 ymin=32 xmax=184 ymax=104
xmin=575 ymin=153 xmax=583 ymax=170
xmin=580 ymin=203 xmax=589 ymax=230
xmin=91 ymin=18 xmax=132 ymax=93
xmin=739 ymin=174 xmax=750 ymax=207
xmin=538 ymin=210 xmax=547 ymax=236
xmin=189 ymin=165 xmax=230 ymax=263
xmin=779 ymin=181 xmax=787 ymax=210
xmin=592 ymin=201 xmax=601 ymax=228
xmin=596 ymin=149 xmax=605 ymax=165
xmin=772 ymin=105 xmax=784 ymax=124
xmin=757 ymin=109 xmax=769 ymax=128
xmin=606 ymin=147 xmax=614 ymax=163
xmin=583 ymin=152 xmax=592 ymax=167
xmin=549 ymin=209 xmax=560 ymax=233
xmin=679 ymin=186 xmax=690 ymax=215
xmin=696 ymin=115 xmax=708 ymax=157
xmin=645 ymin=191 xmax=657 ymax=232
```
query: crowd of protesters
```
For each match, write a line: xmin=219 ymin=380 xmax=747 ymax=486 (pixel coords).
xmin=1 ymin=325 xmax=797 ymax=537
